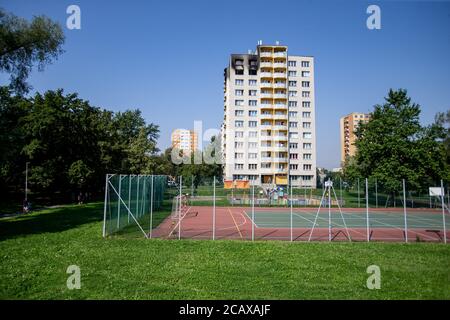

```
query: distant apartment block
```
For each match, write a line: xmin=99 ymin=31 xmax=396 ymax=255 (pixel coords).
xmin=339 ymin=112 xmax=371 ymax=163
xmin=171 ymin=129 xmax=198 ymax=155
xmin=221 ymin=42 xmax=317 ymax=187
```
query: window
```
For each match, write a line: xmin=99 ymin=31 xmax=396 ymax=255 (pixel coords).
xmin=249 ymin=110 xmax=257 ymax=117
xmin=289 ymin=111 xmax=297 ymax=118
xmin=289 ymin=81 xmax=297 ymax=87
xmin=301 ymin=61 xmax=310 ymax=67
xmin=249 ymin=131 xmax=258 ymax=138
xmin=290 ymin=164 xmax=298 ymax=170
xmin=235 ymin=79 xmax=244 ymax=85
xmin=288 ymin=71 xmax=297 ymax=77
xmin=302 ymin=101 xmax=311 ymax=108
xmin=301 ymin=71 xmax=310 ymax=77
xmin=249 ymin=90 xmax=257 ymax=96
xmin=288 ymin=61 xmax=296 ymax=67
xmin=289 ymin=143 xmax=298 ymax=149
xmin=235 ymin=120 xmax=244 ymax=127
xmin=289 ymin=122 xmax=298 ymax=128
xmin=301 ymin=81 xmax=310 ymax=88
xmin=248 ymin=164 xmax=257 ymax=170
xmin=288 ymin=91 xmax=297 ymax=97
xmin=303 ymin=132 xmax=312 ymax=139
xmin=249 ymin=80 xmax=257 ymax=86
xmin=235 ymin=142 xmax=244 ymax=148
xmin=249 ymin=100 xmax=257 ymax=106
xmin=248 ymin=142 xmax=258 ymax=148
xmin=303 ymin=143 xmax=312 ymax=150
xmin=235 ymin=110 xmax=244 ymax=116
xmin=234 ymin=164 xmax=244 ymax=170
xmin=235 ymin=131 xmax=244 ymax=138
xmin=302 ymin=91 xmax=310 ymax=98
xmin=302 ymin=112 xmax=311 ymax=118
xmin=290 ymin=153 xmax=298 ymax=159
xmin=261 ymin=163 xmax=271 ymax=169
xmin=303 ymin=164 xmax=312 ymax=171
xmin=248 ymin=153 xmax=257 ymax=159
xmin=234 ymin=153 xmax=243 ymax=159
xmin=289 ymin=132 xmax=299 ymax=139
xmin=288 ymin=101 xmax=297 ymax=107
xmin=235 ymin=100 xmax=244 ymax=106
xmin=303 ymin=153 xmax=312 ymax=160
xmin=302 ymin=122 xmax=311 ymax=129
xmin=235 ymin=89 xmax=244 ymax=96
xmin=248 ymin=121 xmax=257 ymax=127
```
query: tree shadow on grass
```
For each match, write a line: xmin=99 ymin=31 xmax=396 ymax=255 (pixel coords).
xmin=0 ymin=202 xmax=103 ymax=241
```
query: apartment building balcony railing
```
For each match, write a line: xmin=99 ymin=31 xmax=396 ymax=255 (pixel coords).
xmin=273 ymin=72 xmax=287 ymax=78
xmin=260 ymin=157 xmax=272 ymax=162
xmin=273 ymin=114 xmax=287 ymax=120
xmin=273 ymin=62 xmax=287 ymax=68
xmin=273 ymin=135 xmax=288 ymax=141
xmin=273 ymin=51 xmax=287 ymax=57
xmin=273 ymin=103 xmax=287 ymax=109
xmin=273 ymin=82 xmax=286 ymax=88
xmin=260 ymin=72 xmax=273 ymax=78
xmin=260 ymin=82 xmax=273 ymax=88
xmin=273 ymin=93 xmax=287 ymax=99
xmin=272 ymin=157 xmax=288 ymax=162
xmin=260 ymin=93 xmax=273 ymax=99
xmin=273 ymin=125 xmax=287 ymax=131
xmin=260 ymin=61 xmax=273 ymax=68
xmin=260 ymin=51 xmax=273 ymax=58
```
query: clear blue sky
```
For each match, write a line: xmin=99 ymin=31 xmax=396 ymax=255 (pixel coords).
xmin=1 ymin=0 xmax=449 ymax=169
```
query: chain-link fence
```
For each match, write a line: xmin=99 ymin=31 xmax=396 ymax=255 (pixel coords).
xmin=103 ymin=174 xmax=449 ymax=243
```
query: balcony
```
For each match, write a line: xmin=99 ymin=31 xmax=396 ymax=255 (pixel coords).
xmin=260 ymin=61 xmax=272 ymax=68
xmin=260 ymin=82 xmax=272 ymax=88
xmin=273 ymin=62 xmax=286 ymax=68
xmin=260 ymin=157 xmax=272 ymax=162
xmin=260 ymin=51 xmax=273 ymax=58
xmin=272 ymin=157 xmax=288 ymax=163
xmin=260 ymin=93 xmax=273 ymax=99
xmin=273 ymin=103 xmax=287 ymax=109
xmin=273 ymin=114 xmax=287 ymax=120
xmin=273 ymin=51 xmax=287 ymax=57
xmin=273 ymin=82 xmax=286 ymax=88
xmin=273 ymin=93 xmax=287 ymax=99
xmin=273 ymin=135 xmax=288 ymax=141
xmin=273 ymin=72 xmax=287 ymax=78
xmin=260 ymin=72 xmax=273 ymax=78
xmin=273 ymin=125 xmax=287 ymax=131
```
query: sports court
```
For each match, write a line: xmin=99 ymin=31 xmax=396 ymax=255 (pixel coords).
xmin=151 ymin=205 xmax=449 ymax=242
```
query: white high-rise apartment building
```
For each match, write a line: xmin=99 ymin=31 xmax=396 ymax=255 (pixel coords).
xmin=221 ymin=42 xmax=316 ymax=187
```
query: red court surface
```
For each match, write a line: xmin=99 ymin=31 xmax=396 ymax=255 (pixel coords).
xmin=151 ymin=206 xmax=449 ymax=243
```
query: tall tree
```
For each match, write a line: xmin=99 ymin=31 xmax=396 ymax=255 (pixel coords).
xmin=352 ymin=89 xmax=448 ymax=193
xmin=0 ymin=8 xmax=65 ymax=94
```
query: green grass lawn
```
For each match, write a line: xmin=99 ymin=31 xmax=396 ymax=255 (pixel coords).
xmin=0 ymin=202 xmax=449 ymax=299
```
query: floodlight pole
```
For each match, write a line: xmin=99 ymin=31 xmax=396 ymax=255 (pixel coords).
xmin=403 ymin=179 xmax=408 ymax=243
xmin=178 ymin=176 xmax=182 ymax=240
xmin=441 ymin=180 xmax=447 ymax=244
xmin=366 ymin=178 xmax=370 ymax=242
xmin=340 ymin=177 xmax=342 ymax=207
xmin=213 ymin=176 xmax=216 ymax=240
xmin=149 ymin=175 xmax=154 ymax=238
